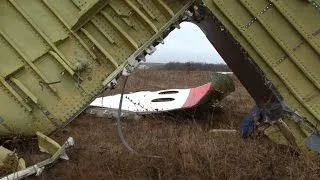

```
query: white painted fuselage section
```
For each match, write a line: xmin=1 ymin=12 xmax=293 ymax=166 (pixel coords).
xmin=91 ymin=88 xmax=190 ymax=113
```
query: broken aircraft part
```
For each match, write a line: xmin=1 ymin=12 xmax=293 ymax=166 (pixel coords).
xmin=90 ymin=75 xmax=235 ymax=114
xmin=0 ymin=146 xmax=26 ymax=174
xmin=196 ymin=0 xmax=320 ymax=155
xmin=0 ymin=0 xmax=319 ymax=154
xmin=86 ymin=107 xmax=141 ymax=120
xmin=0 ymin=132 xmax=74 ymax=180
xmin=91 ymin=83 xmax=214 ymax=113
xmin=0 ymin=0 xmax=194 ymax=137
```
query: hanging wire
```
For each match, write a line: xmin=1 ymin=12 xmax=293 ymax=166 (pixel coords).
xmin=116 ymin=76 xmax=163 ymax=159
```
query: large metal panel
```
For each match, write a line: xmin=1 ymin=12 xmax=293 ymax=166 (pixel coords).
xmin=0 ymin=0 xmax=194 ymax=137
xmin=1 ymin=0 xmax=319 ymax=154
xmin=201 ymin=0 xmax=319 ymax=153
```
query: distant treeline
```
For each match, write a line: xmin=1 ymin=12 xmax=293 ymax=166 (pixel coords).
xmin=155 ymin=62 xmax=231 ymax=72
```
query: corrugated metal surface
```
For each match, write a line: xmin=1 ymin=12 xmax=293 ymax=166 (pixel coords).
xmin=0 ymin=0 xmax=194 ymax=137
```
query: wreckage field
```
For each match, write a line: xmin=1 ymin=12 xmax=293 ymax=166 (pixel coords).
xmin=4 ymin=70 xmax=320 ymax=179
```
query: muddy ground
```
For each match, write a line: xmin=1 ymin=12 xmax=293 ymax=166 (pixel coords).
xmin=4 ymin=70 xmax=320 ymax=179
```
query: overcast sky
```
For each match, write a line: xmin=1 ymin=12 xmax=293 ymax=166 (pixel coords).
xmin=145 ymin=22 xmax=225 ymax=64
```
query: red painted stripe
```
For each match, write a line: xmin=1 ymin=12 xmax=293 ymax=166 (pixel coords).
xmin=182 ymin=83 xmax=213 ymax=108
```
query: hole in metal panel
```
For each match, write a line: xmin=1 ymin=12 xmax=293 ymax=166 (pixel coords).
xmin=158 ymin=90 xmax=179 ymax=95
xmin=151 ymin=98 xmax=175 ymax=102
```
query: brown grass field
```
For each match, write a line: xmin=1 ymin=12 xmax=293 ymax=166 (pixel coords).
xmin=6 ymin=70 xmax=320 ymax=179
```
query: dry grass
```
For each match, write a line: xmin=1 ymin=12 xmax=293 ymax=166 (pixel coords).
xmin=5 ymin=70 xmax=320 ymax=179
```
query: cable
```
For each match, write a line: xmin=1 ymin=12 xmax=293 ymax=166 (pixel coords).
xmin=117 ymin=76 xmax=163 ymax=159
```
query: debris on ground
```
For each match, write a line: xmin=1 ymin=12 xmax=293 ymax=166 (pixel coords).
xmin=0 ymin=132 xmax=74 ymax=180
xmin=0 ymin=146 xmax=25 ymax=176
xmin=209 ymin=129 xmax=237 ymax=134
xmin=89 ymin=73 xmax=235 ymax=117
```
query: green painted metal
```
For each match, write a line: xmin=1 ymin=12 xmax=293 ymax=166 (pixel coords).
xmin=0 ymin=0 xmax=194 ymax=137
xmin=202 ymin=0 xmax=319 ymax=154
xmin=0 ymin=0 xmax=319 ymax=154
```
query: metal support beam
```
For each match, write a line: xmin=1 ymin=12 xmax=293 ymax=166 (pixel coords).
xmin=41 ymin=0 xmax=98 ymax=60
xmin=81 ymin=28 xmax=119 ymax=68
xmin=9 ymin=0 xmax=76 ymax=75
xmin=0 ymin=29 xmax=58 ymax=94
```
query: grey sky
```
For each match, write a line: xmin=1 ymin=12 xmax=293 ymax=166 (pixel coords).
xmin=146 ymin=22 xmax=225 ymax=64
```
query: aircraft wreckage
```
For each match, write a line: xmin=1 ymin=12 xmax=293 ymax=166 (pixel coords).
xmin=0 ymin=0 xmax=319 ymax=177
xmin=89 ymin=72 xmax=235 ymax=116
